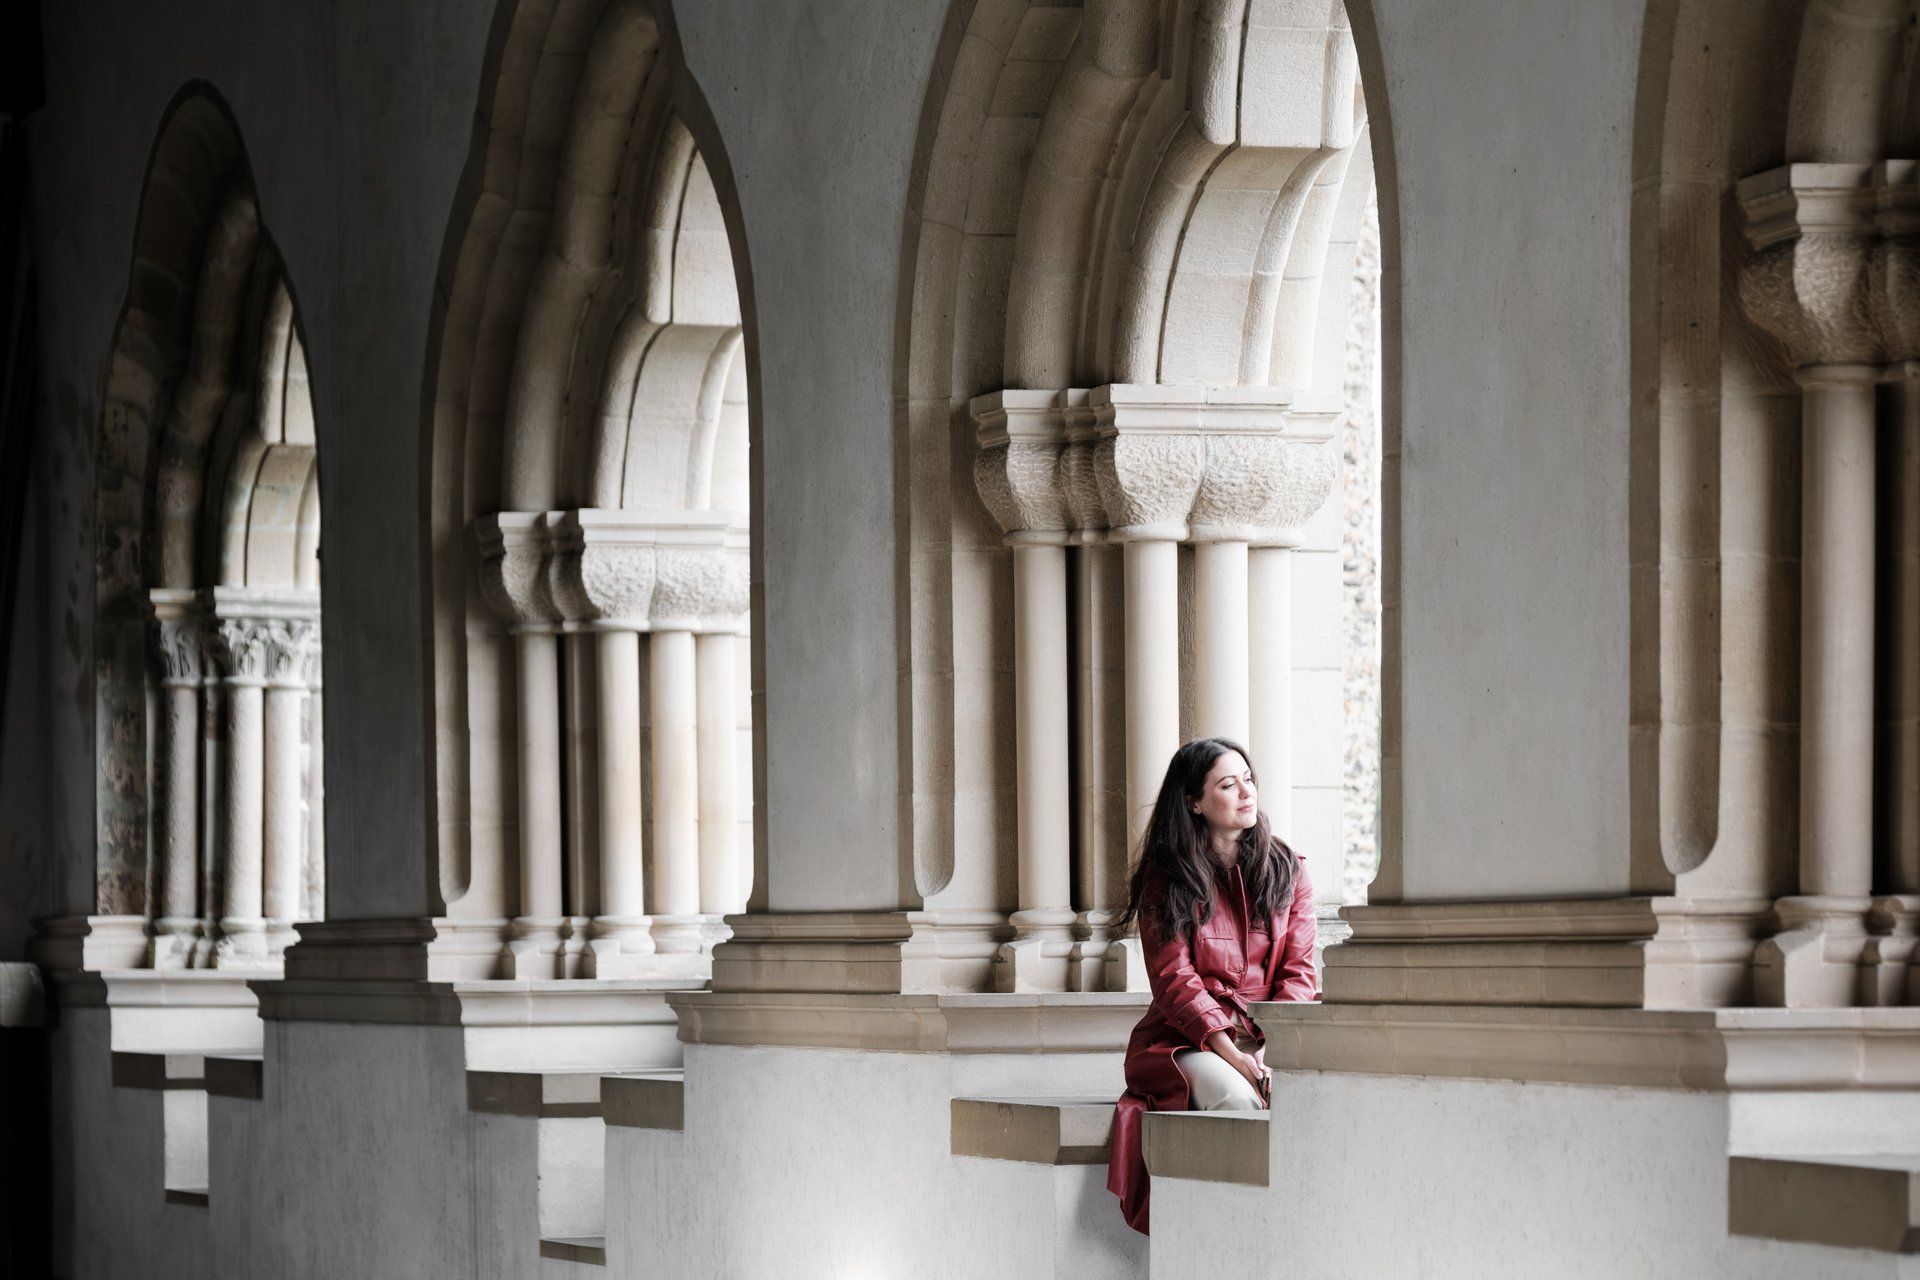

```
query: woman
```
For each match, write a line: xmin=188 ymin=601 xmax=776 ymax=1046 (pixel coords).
xmin=1105 ymin=737 xmax=1318 ymax=1235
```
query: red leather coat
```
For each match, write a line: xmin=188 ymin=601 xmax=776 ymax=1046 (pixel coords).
xmin=1106 ymin=858 xmax=1318 ymax=1234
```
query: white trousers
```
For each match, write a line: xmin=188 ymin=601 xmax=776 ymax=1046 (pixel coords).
xmin=1173 ymin=1042 xmax=1267 ymax=1111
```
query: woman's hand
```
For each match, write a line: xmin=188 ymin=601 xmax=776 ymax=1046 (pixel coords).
xmin=1204 ymin=1029 xmax=1272 ymax=1104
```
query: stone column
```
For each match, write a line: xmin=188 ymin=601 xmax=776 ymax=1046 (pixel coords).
xmin=973 ymin=391 xmax=1076 ymax=990
xmin=1093 ymin=387 xmax=1205 ymax=853
xmin=1061 ymin=401 xmax=1133 ymax=989
xmin=262 ymin=616 xmax=318 ymax=956
xmin=649 ymin=532 xmax=746 ymax=954
xmin=301 ymin=643 xmax=325 ymax=923
xmin=1192 ymin=538 xmax=1251 ymax=742
xmin=1739 ymin=163 xmax=1881 ymax=1006
xmin=1247 ymin=543 xmax=1294 ymax=833
xmin=150 ymin=593 xmax=204 ymax=968
xmin=211 ymin=615 xmax=269 ymax=966
xmin=475 ymin=513 xmax=566 ymax=977
xmin=550 ymin=511 xmax=656 ymax=975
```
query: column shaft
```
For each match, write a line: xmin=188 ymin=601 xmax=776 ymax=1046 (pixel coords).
xmin=304 ymin=685 xmax=324 ymax=920
xmin=596 ymin=629 xmax=647 ymax=922
xmin=1122 ymin=539 xmax=1181 ymax=850
xmin=157 ymin=682 xmax=201 ymax=933
xmin=650 ymin=629 xmax=700 ymax=947
xmin=1800 ymin=374 xmax=1877 ymax=898
xmin=1193 ymin=539 xmax=1251 ymax=743
xmin=220 ymin=681 xmax=265 ymax=954
xmin=696 ymin=632 xmax=741 ymax=915
xmin=514 ymin=631 xmax=564 ymax=921
xmin=1249 ymin=546 xmax=1294 ymax=833
xmin=1013 ymin=544 xmax=1073 ymax=914
xmin=262 ymin=683 xmax=306 ymax=925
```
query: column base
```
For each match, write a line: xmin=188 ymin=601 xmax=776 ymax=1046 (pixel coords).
xmin=649 ymin=914 xmax=712 ymax=955
xmin=558 ymin=914 xmax=592 ymax=979
xmin=582 ymin=914 xmax=656 ymax=978
xmin=149 ymin=918 xmax=204 ymax=970
xmin=1067 ymin=910 xmax=1148 ymax=993
xmin=992 ymin=909 xmax=1078 ymax=993
xmin=214 ymin=918 xmax=275 ymax=969
xmin=1861 ymin=895 xmax=1920 ymax=1006
xmin=1752 ymin=896 xmax=1873 ymax=1008
xmin=502 ymin=916 xmax=569 ymax=979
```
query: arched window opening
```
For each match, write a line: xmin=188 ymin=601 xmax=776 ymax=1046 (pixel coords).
xmin=896 ymin=0 xmax=1383 ymax=992
xmin=91 ymin=91 xmax=326 ymax=971
xmin=429 ymin=1 xmax=753 ymax=980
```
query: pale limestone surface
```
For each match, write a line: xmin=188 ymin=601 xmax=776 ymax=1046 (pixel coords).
xmin=1151 ymin=1071 xmax=1917 ymax=1280
xmin=9 ymin=1 xmax=1920 ymax=1278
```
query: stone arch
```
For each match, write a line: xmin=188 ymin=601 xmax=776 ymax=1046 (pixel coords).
xmin=1630 ymin=0 xmax=1920 ymax=1004
xmin=91 ymin=84 xmax=327 ymax=969
xmin=424 ymin=0 xmax=755 ymax=979
xmin=894 ymin=0 xmax=1384 ymax=991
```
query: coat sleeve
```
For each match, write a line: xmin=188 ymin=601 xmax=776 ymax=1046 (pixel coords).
xmin=1142 ymin=893 xmax=1237 ymax=1048
xmin=1271 ymin=859 xmax=1320 ymax=1002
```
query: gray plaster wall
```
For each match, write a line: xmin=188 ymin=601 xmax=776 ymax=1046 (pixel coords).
xmin=19 ymin=1 xmax=493 ymax=924
xmin=6 ymin=0 xmax=1655 ymax=938
xmin=669 ymin=0 xmax=948 ymax=911
xmin=1368 ymin=0 xmax=1641 ymax=898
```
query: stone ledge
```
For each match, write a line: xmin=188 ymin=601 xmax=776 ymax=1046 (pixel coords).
xmin=539 ymin=1236 xmax=608 ymax=1266
xmin=950 ymin=1097 xmax=1114 ymax=1164
xmin=251 ymin=976 xmax=696 ymax=1027
xmin=1255 ymin=1002 xmax=1920 ymax=1090
xmin=205 ymin=1055 xmax=264 ymax=1100
xmin=466 ymin=1070 xmax=606 ymax=1119
xmin=602 ymin=1072 xmax=684 ymax=1131
xmin=111 ymin=1051 xmax=233 ymax=1090
xmin=669 ymin=990 xmax=1146 ymax=1053
xmin=1143 ymin=1111 xmax=1269 ymax=1186
xmin=1729 ymin=1155 xmax=1920 ymax=1253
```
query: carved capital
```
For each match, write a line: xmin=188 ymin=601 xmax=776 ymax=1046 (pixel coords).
xmin=211 ymin=617 xmax=272 ymax=684
xmin=545 ymin=510 xmax=745 ymax=632
xmin=151 ymin=615 xmax=204 ymax=688
xmin=262 ymin=618 xmax=320 ymax=687
xmin=1737 ymin=163 xmax=1881 ymax=368
xmin=1191 ymin=426 xmax=1339 ymax=542
xmin=652 ymin=538 xmax=749 ymax=632
xmin=472 ymin=512 xmax=558 ymax=630
xmin=971 ymin=390 xmax=1070 ymax=541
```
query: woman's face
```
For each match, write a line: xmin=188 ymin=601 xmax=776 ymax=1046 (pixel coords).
xmin=1190 ymin=750 xmax=1258 ymax=835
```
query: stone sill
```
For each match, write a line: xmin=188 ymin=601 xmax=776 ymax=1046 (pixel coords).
xmin=1256 ymin=1002 xmax=1920 ymax=1090
xmin=669 ymin=990 xmax=1148 ymax=1053
xmin=539 ymin=1236 xmax=607 ymax=1266
xmin=950 ymin=1097 xmax=1115 ymax=1165
xmin=1730 ymin=1154 xmax=1920 ymax=1254
xmin=252 ymin=976 xmax=698 ymax=1027
xmin=602 ymin=1071 xmax=684 ymax=1131
xmin=1144 ymin=1111 xmax=1269 ymax=1186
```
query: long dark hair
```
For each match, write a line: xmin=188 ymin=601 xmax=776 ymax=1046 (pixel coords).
xmin=1113 ymin=737 xmax=1297 ymax=945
